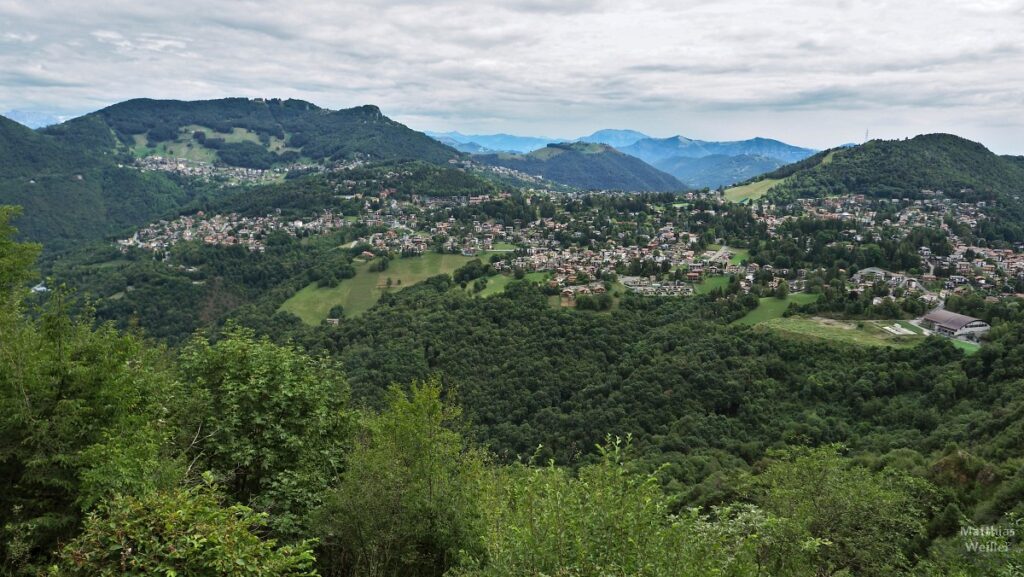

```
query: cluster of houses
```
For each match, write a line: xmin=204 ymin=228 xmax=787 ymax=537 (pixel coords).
xmin=555 ymin=281 xmax=610 ymax=301
xmin=134 ymin=156 xmax=303 ymax=185
xmin=118 ymin=210 xmax=348 ymax=253
xmin=620 ymin=276 xmax=693 ymax=297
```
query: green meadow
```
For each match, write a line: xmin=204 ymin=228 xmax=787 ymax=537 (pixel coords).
xmin=732 ymin=293 xmax=821 ymax=325
xmin=280 ymin=253 xmax=484 ymax=323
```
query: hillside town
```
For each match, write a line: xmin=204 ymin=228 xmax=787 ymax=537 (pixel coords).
xmin=117 ymin=210 xmax=348 ymax=253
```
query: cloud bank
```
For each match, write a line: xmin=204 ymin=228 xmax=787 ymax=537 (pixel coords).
xmin=1 ymin=0 xmax=1023 ymax=152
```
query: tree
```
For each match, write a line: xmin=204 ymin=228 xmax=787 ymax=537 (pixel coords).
xmin=312 ymin=379 xmax=486 ymax=577
xmin=177 ymin=326 xmax=349 ymax=539
xmin=1 ymin=209 xmax=182 ymax=574
xmin=750 ymin=446 xmax=931 ymax=577
xmin=48 ymin=482 xmax=319 ymax=577
xmin=0 ymin=206 xmax=39 ymax=311
xmin=452 ymin=437 xmax=816 ymax=577
xmin=775 ymin=280 xmax=790 ymax=299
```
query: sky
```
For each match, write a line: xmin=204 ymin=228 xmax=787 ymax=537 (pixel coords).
xmin=1 ymin=0 xmax=1023 ymax=153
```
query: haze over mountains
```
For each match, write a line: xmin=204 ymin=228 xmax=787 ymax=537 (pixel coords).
xmin=425 ymin=129 xmax=818 ymax=189
xmin=3 ymin=109 xmax=67 ymax=129
xmin=475 ymin=142 xmax=684 ymax=192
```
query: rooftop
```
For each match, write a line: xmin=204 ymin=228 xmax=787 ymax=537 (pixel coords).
xmin=923 ymin=310 xmax=985 ymax=331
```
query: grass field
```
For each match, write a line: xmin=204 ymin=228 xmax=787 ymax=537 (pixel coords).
xmin=896 ymin=320 xmax=925 ymax=335
xmin=280 ymin=253 xmax=482 ymax=323
xmin=733 ymin=293 xmax=820 ymax=325
xmin=758 ymin=316 xmax=927 ymax=348
xmin=694 ymin=275 xmax=734 ymax=295
xmin=951 ymin=340 xmax=981 ymax=355
xmin=729 ymin=248 xmax=750 ymax=265
xmin=129 ymin=125 xmax=296 ymax=163
xmin=724 ymin=179 xmax=782 ymax=203
xmin=470 ymin=274 xmax=514 ymax=297
xmin=462 ymin=271 xmax=550 ymax=298
xmin=723 ymin=151 xmax=836 ymax=203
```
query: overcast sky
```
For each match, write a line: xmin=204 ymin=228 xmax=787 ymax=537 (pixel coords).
xmin=2 ymin=0 xmax=1023 ymax=152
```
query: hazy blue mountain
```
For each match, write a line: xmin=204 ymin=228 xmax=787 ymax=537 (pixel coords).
xmin=2 ymin=109 xmax=67 ymax=129
xmin=576 ymin=129 xmax=650 ymax=148
xmin=476 ymin=142 xmax=683 ymax=192
xmin=621 ymin=136 xmax=817 ymax=165
xmin=426 ymin=131 xmax=555 ymax=153
xmin=654 ymin=154 xmax=786 ymax=189
xmin=434 ymin=135 xmax=496 ymax=154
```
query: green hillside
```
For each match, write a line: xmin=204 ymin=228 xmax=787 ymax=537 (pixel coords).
xmin=59 ymin=97 xmax=459 ymax=168
xmin=0 ymin=99 xmax=463 ymax=249
xmin=759 ymin=135 xmax=1024 ymax=241
xmin=476 ymin=142 xmax=683 ymax=191
xmin=0 ymin=115 xmax=193 ymax=251
xmin=770 ymin=134 xmax=1024 ymax=201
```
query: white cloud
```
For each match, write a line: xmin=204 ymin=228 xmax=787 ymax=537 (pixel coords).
xmin=0 ymin=0 xmax=1022 ymax=152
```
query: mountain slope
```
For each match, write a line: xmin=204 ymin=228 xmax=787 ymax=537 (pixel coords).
xmin=0 ymin=114 xmax=193 ymax=250
xmin=476 ymin=142 xmax=683 ymax=191
xmin=654 ymin=154 xmax=786 ymax=189
xmin=621 ymin=136 xmax=817 ymax=165
xmin=56 ymin=98 xmax=458 ymax=168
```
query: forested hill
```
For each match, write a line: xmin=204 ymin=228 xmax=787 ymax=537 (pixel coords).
xmin=476 ymin=142 xmax=684 ymax=191
xmin=0 ymin=114 xmax=191 ymax=251
xmin=768 ymin=134 xmax=1024 ymax=202
xmin=51 ymin=97 xmax=459 ymax=168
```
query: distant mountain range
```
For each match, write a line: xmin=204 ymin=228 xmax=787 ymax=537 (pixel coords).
xmin=426 ymin=129 xmax=817 ymax=189
xmin=616 ymin=136 xmax=816 ymax=189
xmin=425 ymin=131 xmax=555 ymax=154
xmin=619 ymin=136 xmax=816 ymax=165
xmin=426 ymin=129 xmax=653 ymax=154
xmin=475 ymin=142 xmax=683 ymax=192
xmin=575 ymin=129 xmax=650 ymax=148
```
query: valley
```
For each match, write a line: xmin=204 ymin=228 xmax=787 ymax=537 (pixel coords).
xmin=3 ymin=99 xmax=1024 ymax=577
